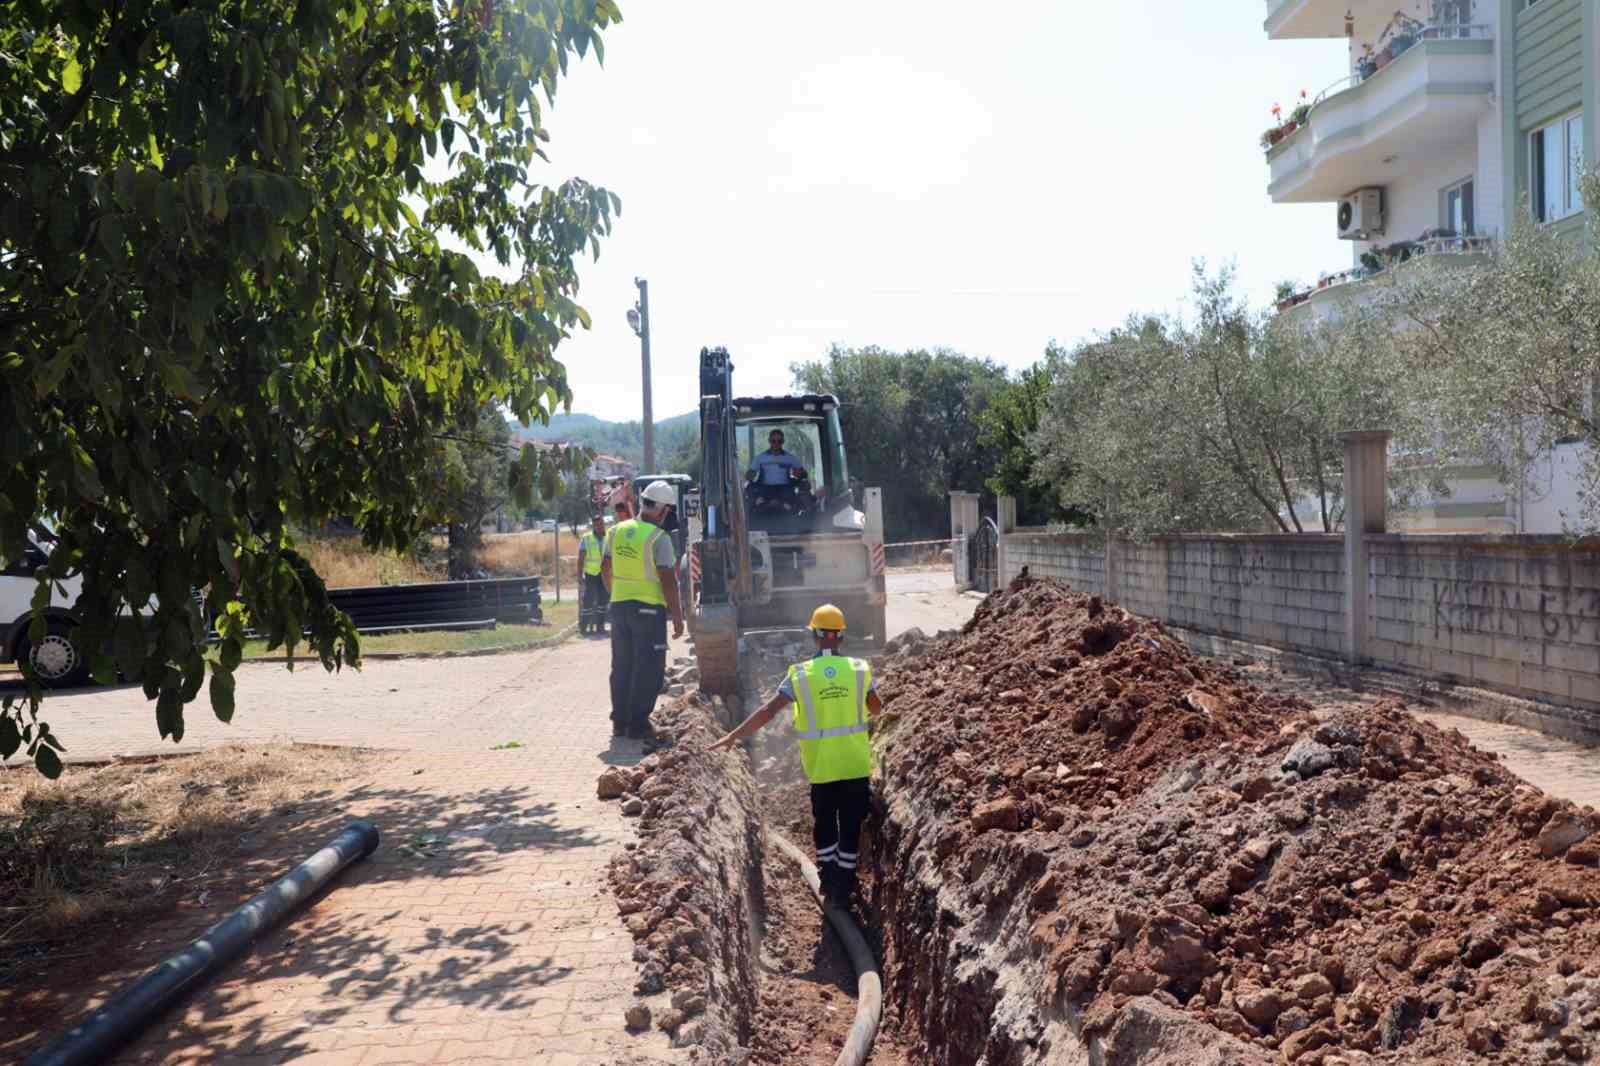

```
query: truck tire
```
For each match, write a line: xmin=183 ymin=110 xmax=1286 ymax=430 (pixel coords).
xmin=18 ymin=619 xmax=93 ymax=688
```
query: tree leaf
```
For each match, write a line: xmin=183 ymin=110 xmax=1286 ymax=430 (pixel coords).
xmin=61 ymin=57 xmax=82 ymax=94
xmin=34 ymin=744 xmax=63 ymax=779
xmin=209 ymin=670 xmax=235 ymax=723
xmin=0 ymin=715 xmax=20 ymax=759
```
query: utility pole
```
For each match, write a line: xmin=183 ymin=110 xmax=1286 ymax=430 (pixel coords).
xmin=627 ymin=278 xmax=654 ymax=473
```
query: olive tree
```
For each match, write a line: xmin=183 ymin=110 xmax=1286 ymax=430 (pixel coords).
xmin=1392 ymin=174 xmax=1600 ymax=530
xmin=1033 ymin=266 xmax=1428 ymax=536
xmin=0 ymin=0 xmax=620 ymax=772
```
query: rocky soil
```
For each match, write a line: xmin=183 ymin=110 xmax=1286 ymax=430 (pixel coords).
xmin=870 ymin=575 xmax=1600 ymax=1065
xmin=600 ymin=687 xmax=763 ymax=1062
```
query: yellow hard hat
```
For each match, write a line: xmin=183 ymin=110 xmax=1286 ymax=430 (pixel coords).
xmin=808 ymin=604 xmax=846 ymax=632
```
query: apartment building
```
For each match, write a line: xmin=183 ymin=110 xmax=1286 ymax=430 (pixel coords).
xmin=1264 ymin=0 xmax=1597 ymax=531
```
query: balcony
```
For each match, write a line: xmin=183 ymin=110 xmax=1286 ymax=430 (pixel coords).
xmin=1274 ymin=234 xmax=1495 ymax=318
xmin=1267 ymin=24 xmax=1494 ymax=202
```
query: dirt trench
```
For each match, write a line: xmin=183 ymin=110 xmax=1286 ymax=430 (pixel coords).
xmin=600 ymin=640 xmax=921 ymax=1064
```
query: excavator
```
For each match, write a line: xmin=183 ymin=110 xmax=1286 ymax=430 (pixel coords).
xmin=691 ymin=346 xmax=887 ymax=696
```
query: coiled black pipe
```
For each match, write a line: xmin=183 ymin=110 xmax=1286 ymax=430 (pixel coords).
xmin=24 ymin=819 xmax=381 ymax=1066
xmin=770 ymin=831 xmax=883 ymax=1066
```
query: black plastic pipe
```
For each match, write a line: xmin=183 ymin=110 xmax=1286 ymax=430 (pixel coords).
xmin=770 ymin=831 xmax=882 ymax=1066
xmin=24 ymin=819 xmax=381 ymax=1066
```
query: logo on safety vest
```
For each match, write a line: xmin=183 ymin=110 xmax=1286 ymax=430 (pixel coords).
xmin=626 ymin=528 xmax=637 ymax=539
xmin=824 ymin=666 xmax=837 ymax=679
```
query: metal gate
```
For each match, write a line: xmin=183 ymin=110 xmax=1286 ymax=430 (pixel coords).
xmin=968 ymin=517 xmax=999 ymax=594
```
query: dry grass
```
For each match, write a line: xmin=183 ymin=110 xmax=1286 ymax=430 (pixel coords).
xmin=477 ymin=530 xmax=581 ymax=581
xmin=297 ymin=535 xmax=443 ymax=588
xmin=294 ymin=531 xmax=586 ymax=589
xmin=0 ymin=746 xmax=379 ymax=955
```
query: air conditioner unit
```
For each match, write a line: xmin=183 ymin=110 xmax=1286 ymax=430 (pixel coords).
xmin=1337 ymin=187 xmax=1384 ymax=240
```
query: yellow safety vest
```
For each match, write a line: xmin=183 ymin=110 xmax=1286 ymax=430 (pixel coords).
xmin=580 ymin=532 xmax=604 ymax=576
xmin=607 ymin=519 xmax=668 ymax=606
xmin=788 ymin=654 xmax=872 ymax=785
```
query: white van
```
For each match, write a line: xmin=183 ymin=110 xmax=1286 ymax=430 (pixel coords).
xmin=0 ymin=534 xmax=90 ymax=687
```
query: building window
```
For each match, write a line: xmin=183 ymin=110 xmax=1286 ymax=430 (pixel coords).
xmin=1531 ymin=112 xmax=1585 ymax=222
xmin=1441 ymin=177 xmax=1474 ymax=234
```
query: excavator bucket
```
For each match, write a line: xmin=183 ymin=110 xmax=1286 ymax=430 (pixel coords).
xmin=693 ymin=603 xmax=741 ymax=698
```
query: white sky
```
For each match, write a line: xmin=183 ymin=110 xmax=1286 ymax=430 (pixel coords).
xmin=528 ymin=1 xmax=1352 ymax=422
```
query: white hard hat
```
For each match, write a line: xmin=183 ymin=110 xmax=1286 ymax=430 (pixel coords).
xmin=639 ymin=480 xmax=677 ymax=506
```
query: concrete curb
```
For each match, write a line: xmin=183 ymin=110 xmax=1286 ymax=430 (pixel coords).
xmin=1168 ymin=624 xmax=1600 ymax=748
xmin=240 ymin=621 xmax=580 ymax=664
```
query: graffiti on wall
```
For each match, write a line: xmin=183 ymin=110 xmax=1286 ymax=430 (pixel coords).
xmin=1430 ymin=579 xmax=1600 ymax=642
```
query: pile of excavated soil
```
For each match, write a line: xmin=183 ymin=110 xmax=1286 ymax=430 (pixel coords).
xmin=600 ymin=692 xmax=763 ymax=1062
xmin=870 ymin=576 xmax=1600 ymax=1065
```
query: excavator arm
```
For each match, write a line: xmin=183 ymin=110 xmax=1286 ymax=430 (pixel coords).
xmin=693 ymin=347 xmax=744 ymax=695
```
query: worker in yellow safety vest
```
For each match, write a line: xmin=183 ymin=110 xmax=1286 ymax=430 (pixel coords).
xmin=578 ymin=514 xmax=609 ymax=637
xmin=602 ymin=480 xmax=684 ymax=748
xmin=707 ymin=604 xmax=882 ymax=904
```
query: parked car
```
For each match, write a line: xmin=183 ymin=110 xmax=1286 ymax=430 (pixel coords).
xmin=539 ymin=519 xmax=558 ymax=532
xmin=0 ymin=534 xmax=90 ymax=687
xmin=0 ymin=534 xmax=204 ymax=689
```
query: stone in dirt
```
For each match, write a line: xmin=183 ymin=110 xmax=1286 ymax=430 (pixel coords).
xmin=596 ymin=766 xmax=630 ymax=800
xmin=624 ymin=1004 xmax=651 ymax=1031
xmin=868 ymin=576 xmax=1600 ymax=1066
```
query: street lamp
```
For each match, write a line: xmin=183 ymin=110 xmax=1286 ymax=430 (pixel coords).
xmin=627 ymin=278 xmax=653 ymax=474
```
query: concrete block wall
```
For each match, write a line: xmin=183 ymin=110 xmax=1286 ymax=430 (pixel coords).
xmin=1003 ymin=532 xmax=1106 ymax=596
xmin=1005 ymin=533 xmax=1345 ymax=658
xmin=1001 ymin=528 xmax=1600 ymax=717
xmin=1368 ymin=536 xmax=1600 ymax=708
xmin=1119 ymin=536 xmax=1347 ymax=659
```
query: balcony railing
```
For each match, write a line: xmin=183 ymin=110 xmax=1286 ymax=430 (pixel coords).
xmin=1274 ymin=234 xmax=1496 ymax=312
xmin=1264 ymin=19 xmax=1492 ymax=154
xmin=1336 ymin=21 xmax=1492 ymax=100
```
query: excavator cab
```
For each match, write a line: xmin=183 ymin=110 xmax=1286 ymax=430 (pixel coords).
xmin=735 ymin=403 xmax=858 ymax=535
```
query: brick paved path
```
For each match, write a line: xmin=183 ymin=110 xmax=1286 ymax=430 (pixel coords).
xmin=53 ymin=633 xmax=687 ymax=1065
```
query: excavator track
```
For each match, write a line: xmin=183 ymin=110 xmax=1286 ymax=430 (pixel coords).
xmin=693 ymin=603 xmax=741 ymax=698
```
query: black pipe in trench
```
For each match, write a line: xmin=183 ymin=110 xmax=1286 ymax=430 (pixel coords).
xmin=24 ymin=819 xmax=381 ymax=1066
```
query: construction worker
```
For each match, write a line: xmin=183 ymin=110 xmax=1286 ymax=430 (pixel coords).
xmin=577 ymin=514 xmax=609 ymax=636
xmin=706 ymin=604 xmax=881 ymax=905
xmin=602 ymin=480 xmax=685 ymax=746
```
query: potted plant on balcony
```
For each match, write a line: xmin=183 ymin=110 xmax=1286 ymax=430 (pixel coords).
xmin=1289 ymin=89 xmax=1311 ymax=127
xmin=1388 ymin=16 xmax=1420 ymax=58
xmin=1356 ymin=44 xmax=1378 ymax=81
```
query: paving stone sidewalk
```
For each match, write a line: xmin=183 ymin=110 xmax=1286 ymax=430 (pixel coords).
xmin=97 ymin=635 xmax=686 ymax=1065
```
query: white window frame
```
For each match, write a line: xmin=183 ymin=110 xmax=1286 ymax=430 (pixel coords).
xmin=1530 ymin=110 xmax=1585 ymax=223
xmin=1439 ymin=175 xmax=1475 ymax=235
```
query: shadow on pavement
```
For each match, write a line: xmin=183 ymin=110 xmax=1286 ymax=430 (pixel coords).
xmin=3 ymin=772 xmax=607 ymax=1064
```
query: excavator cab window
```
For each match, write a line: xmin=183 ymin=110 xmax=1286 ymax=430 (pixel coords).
xmin=738 ymin=417 xmax=830 ymax=533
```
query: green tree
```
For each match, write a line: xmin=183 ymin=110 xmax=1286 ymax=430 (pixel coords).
xmin=975 ymin=351 xmax=1082 ymax=526
xmin=432 ymin=405 xmax=511 ymax=578
xmin=1032 ymin=266 xmax=1427 ymax=536
xmin=791 ymin=346 xmax=1009 ymax=541
xmin=1393 ymin=175 xmax=1600 ymax=530
xmin=0 ymin=0 xmax=619 ymax=771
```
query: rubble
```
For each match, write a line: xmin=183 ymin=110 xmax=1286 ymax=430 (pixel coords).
xmin=603 ymin=688 xmax=762 ymax=1062
xmin=869 ymin=575 xmax=1600 ymax=1065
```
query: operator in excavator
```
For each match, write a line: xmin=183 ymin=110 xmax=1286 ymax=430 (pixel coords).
xmin=602 ymin=481 xmax=685 ymax=748
xmin=747 ymin=428 xmax=802 ymax=499
xmin=705 ymin=604 xmax=881 ymax=905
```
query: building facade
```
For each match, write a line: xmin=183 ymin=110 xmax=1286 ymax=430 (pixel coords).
xmin=1264 ymin=0 xmax=1597 ymax=532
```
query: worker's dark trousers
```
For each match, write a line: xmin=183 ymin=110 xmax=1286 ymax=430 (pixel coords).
xmin=811 ymin=777 xmax=871 ymax=898
xmin=609 ymin=600 xmax=667 ymax=735
xmin=580 ymin=573 xmax=609 ymax=633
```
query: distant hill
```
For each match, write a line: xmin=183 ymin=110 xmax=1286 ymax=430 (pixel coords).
xmin=511 ymin=410 xmax=698 ymax=466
